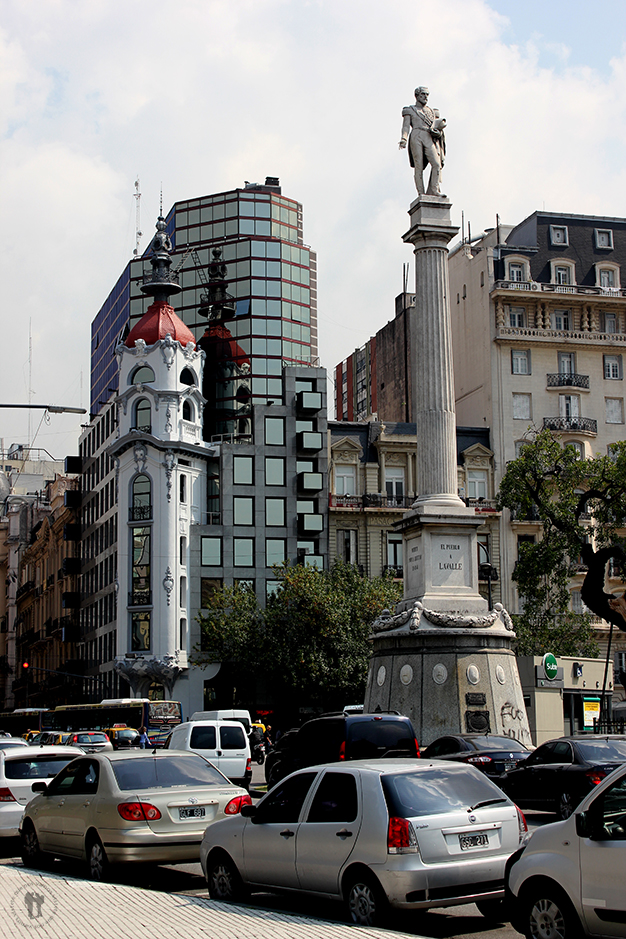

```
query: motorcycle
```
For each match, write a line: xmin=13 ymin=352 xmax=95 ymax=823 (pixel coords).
xmin=252 ymin=741 xmax=265 ymax=765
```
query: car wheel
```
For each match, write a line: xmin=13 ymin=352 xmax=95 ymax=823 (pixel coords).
xmin=345 ymin=872 xmax=388 ymax=927
xmin=21 ymin=822 xmax=45 ymax=869
xmin=206 ymin=852 xmax=247 ymax=903
xmin=87 ymin=835 xmax=109 ymax=882
xmin=267 ymin=762 xmax=285 ymax=789
xmin=476 ymin=898 xmax=507 ymax=921
xmin=522 ymin=882 xmax=582 ymax=939
xmin=557 ymin=792 xmax=576 ymax=820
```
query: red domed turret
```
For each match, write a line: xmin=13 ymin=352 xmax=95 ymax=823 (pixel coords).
xmin=125 ymin=301 xmax=195 ymax=349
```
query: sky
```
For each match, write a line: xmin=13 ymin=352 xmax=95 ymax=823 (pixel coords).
xmin=1 ymin=0 xmax=626 ymax=458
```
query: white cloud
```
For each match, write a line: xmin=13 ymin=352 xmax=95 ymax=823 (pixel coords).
xmin=1 ymin=0 xmax=626 ymax=447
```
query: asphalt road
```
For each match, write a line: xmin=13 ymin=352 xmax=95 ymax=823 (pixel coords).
xmin=0 ymin=763 xmax=555 ymax=939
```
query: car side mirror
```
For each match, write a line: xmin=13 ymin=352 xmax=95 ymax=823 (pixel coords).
xmin=31 ymin=781 xmax=48 ymax=794
xmin=240 ymin=803 xmax=257 ymax=819
xmin=576 ymin=810 xmax=604 ymax=840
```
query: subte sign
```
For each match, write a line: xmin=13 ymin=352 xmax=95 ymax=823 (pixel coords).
xmin=542 ymin=652 xmax=558 ymax=681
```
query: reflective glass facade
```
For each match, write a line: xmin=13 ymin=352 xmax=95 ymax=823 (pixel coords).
xmin=90 ymin=182 xmax=318 ymax=420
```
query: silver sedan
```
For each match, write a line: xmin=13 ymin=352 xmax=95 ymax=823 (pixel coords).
xmin=21 ymin=749 xmax=251 ymax=879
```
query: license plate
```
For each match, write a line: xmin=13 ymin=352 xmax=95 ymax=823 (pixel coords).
xmin=179 ymin=806 xmax=206 ymax=820
xmin=504 ymin=762 xmax=515 ymax=771
xmin=459 ymin=832 xmax=489 ymax=850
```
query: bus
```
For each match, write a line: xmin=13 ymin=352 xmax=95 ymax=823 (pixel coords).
xmin=41 ymin=699 xmax=183 ymax=738
xmin=0 ymin=708 xmax=50 ymax=737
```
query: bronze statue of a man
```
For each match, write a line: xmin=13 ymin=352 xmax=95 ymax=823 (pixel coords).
xmin=399 ymin=86 xmax=446 ymax=196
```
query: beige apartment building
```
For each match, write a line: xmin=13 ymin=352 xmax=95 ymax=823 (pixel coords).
xmin=448 ymin=211 xmax=626 ymax=694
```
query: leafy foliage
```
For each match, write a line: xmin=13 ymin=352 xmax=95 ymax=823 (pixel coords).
xmin=193 ymin=561 xmax=403 ymax=708
xmin=496 ymin=428 xmax=626 ymax=655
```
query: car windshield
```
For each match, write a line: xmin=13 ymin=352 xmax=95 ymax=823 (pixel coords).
xmin=112 ymin=755 xmax=228 ymax=790
xmin=382 ymin=768 xmax=512 ymax=817
xmin=347 ymin=720 xmax=415 ymax=758
xmin=4 ymin=756 xmax=77 ymax=779
xmin=75 ymin=734 xmax=107 ymax=743
xmin=468 ymin=736 xmax=529 ymax=752
xmin=577 ymin=739 xmax=626 ymax=762
xmin=117 ymin=730 xmax=138 ymax=740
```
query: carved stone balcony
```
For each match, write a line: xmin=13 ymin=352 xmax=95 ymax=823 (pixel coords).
xmin=543 ymin=416 xmax=597 ymax=435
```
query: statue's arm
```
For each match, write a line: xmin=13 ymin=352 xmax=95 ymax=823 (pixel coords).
xmin=399 ymin=107 xmax=412 ymax=149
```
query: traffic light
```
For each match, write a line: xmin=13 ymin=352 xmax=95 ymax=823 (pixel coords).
xmin=22 ymin=662 xmax=29 ymax=671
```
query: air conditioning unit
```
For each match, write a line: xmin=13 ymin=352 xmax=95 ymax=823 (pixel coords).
xmin=531 ymin=282 xmax=540 ymax=291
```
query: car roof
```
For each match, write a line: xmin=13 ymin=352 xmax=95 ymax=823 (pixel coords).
xmin=89 ymin=748 xmax=213 ymax=762
xmin=2 ymin=745 xmax=84 ymax=759
xmin=288 ymin=758 xmax=479 ymax=775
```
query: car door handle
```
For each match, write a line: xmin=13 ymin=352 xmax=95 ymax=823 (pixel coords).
xmin=279 ymin=829 xmax=295 ymax=838
xmin=336 ymin=829 xmax=353 ymax=838
xmin=56 ymin=800 xmax=65 ymax=806
xmin=82 ymin=801 xmax=91 ymax=807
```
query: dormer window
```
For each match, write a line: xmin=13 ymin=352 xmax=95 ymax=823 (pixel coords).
xmin=595 ymin=262 xmax=620 ymax=290
xmin=509 ymin=263 xmax=524 ymax=282
xmin=130 ymin=365 xmax=155 ymax=385
xmin=550 ymin=225 xmax=569 ymax=246
xmin=595 ymin=229 xmax=614 ymax=249
xmin=550 ymin=258 xmax=576 ymax=286
xmin=555 ymin=266 xmax=570 ymax=285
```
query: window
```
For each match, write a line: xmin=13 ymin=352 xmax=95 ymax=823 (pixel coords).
xmin=265 ymin=498 xmax=285 ymax=526
xmin=605 ymin=312 xmax=617 ymax=334
xmin=335 ymin=464 xmax=356 ymax=495
xmin=233 ymin=455 xmax=253 ymax=485
xmin=385 ymin=467 xmax=405 ymax=504
xmin=515 ymin=440 xmax=531 ymax=458
xmin=201 ymin=577 xmax=222 ymax=607
xmin=595 ymin=228 xmax=614 ymax=249
xmin=550 ymin=225 xmax=569 ymax=246
xmin=254 ymin=772 xmax=317 ymax=824
xmin=558 ymin=352 xmax=575 ymax=375
xmin=131 ymin=526 xmax=150 ymax=602
xmin=387 ymin=534 xmax=403 ymax=569
xmin=600 ymin=268 xmax=615 ymax=288
xmin=266 ymin=539 xmax=286 ymax=567
xmin=551 ymin=310 xmax=571 ymax=331
xmin=604 ymin=355 xmax=622 ymax=380
xmin=566 ymin=441 xmax=585 ymax=459
xmin=265 ymin=457 xmax=285 ymax=486
xmin=264 ymin=417 xmax=285 ymax=446
xmin=266 ymin=581 xmax=281 ymax=601
xmin=512 ymin=393 xmax=531 ymax=420
xmin=182 ymin=400 xmax=193 ymax=421
xmin=233 ymin=538 xmax=254 ymax=567
xmin=130 ymin=365 xmax=155 ymax=384
xmin=467 ymin=470 xmax=488 ymax=499
xmin=233 ymin=497 xmax=254 ymax=526
xmin=201 ymin=537 xmax=222 ymax=567
xmin=337 ymin=529 xmax=357 ymax=564
xmin=508 ymin=306 xmax=525 ymax=328
xmin=555 ymin=266 xmax=571 ymax=285
xmin=571 ymin=590 xmax=584 ymax=614
xmin=132 ymin=474 xmax=151 ymax=516
xmin=179 ymin=474 xmax=187 ymax=503
xmin=307 ymin=772 xmax=358 ymax=823
xmin=131 ymin=611 xmax=150 ymax=651
xmin=511 ymin=350 xmax=530 ymax=374
xmin=509 ymin=263 xmax=524 ymax=282
xmin=179 ymin=367 xmax=196 ymax=385
xmin=133 ymin=398 xmax=151 ymax=432
xmin=559 ymin=395 xmax=580 ymax=419
xmin=606 ymin=398 xmax=624 ymax=424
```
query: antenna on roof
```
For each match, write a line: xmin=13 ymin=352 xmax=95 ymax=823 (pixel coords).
xmin=159 ymin=184 xmax=163 ymax=218
xmin=133 ymin=177 xmax=143 ymax=257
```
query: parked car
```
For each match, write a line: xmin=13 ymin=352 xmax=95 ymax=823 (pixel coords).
xmin=20 ymin=749 xmax=251 ymax=879
xmin=165 ymin=721 xmax=251 ymax=790
xmin=0 ymin=738 xmax=29 ymax=751
xmin=0 ymin=745 xmax=84 ymax=836
xmin=201 ymin=758 xmax=528 ymax=926
xmin=38 ymin=732 xmax=72 ymax=747
xmin=421 ymin=735 xmax=531 ymax=779
xmin=64 ymin=732 xmax=114 ymax=753
xmin=499 ymin=735 xmax=626 ymax=819
xmin=507 ymin=760 xmax=626 ymax=938
xmin=265 ymin=712 xmax=420 ymax=788
xmin=104 ymin=727 xmax=140 ymax=750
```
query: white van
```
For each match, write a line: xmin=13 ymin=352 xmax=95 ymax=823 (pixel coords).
xmin=166 ymin=720 xmax=252 ymax=790
xmin=190 ymin=709 xmax=252 ymax=734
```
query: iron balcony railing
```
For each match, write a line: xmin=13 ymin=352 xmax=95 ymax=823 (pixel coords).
xmin=329 ymin=494 xmax=414 ymax=510
xmin=543 ymin=416 xmax=597 ymax=435
xmin=383 ymin=565 xmax=404 ymax=578
xmin=547 ymin=373 xmax=590 ymax=389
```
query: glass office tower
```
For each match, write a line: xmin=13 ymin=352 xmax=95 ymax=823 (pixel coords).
xmin=90 ymin=178 xmax=318 ymax=422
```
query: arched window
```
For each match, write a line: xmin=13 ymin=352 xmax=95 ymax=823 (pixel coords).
xmin=131 ymin=474 xmax=151 ymax=520
xmin=130 ymin=365 xmax=155 ymax=385
xmin=133 ymin=398 xmax=151 ymax=432
xmin=182 ymin=400 xmax=194 ymax=421
xmin=180 ymin=367 xmax=196 ymax=386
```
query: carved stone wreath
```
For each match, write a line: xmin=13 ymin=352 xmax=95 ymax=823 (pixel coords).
xmin=372 ymin=600 xmax=515 ymax=634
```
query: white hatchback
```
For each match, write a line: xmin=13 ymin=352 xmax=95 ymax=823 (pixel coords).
xmin=0 ymin=745 xmax=84 ymax=836
xmin=507 ymin=762 xmax=626 ymax=938
xmin=200 ymin=759 xmax=528 ymax=926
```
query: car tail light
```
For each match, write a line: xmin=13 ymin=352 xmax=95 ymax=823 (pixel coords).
xmin=224 ymin=794 xmax=253 ymax=815
xmin=0 ymin=788 xmax=16 ymax=802
xmin=117 ymin=801 xmax=162 ymax=821
xmin=246 ymin=757 xmax=252 ymax=773
xmin=339 ymin=740 xmax=345 ymax=761
xmin=388 ymin=816 xmax=419 ymax=855
xmin=516 ymin=806 xmax=528 ymax=842
xmin=414 ymin=738 xmax=421 ymax=758
xmin=465 ymin=755 xmax=493 ymax=764
xmin=585 ymin=769 xmax=607 ymax=786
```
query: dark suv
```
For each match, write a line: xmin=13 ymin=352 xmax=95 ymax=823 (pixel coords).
xmin=265 ymin=713 xmax=420 ymax=788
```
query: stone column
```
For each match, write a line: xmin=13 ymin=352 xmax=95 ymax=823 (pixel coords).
xmin=404 ymin=196 xmax=467 ymax=513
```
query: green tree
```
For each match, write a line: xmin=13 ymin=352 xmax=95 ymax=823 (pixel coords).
xmin=194 ymin=561 xmax=402 ymax=710
xmin=496 ymin=429 xmax=626 ymax=656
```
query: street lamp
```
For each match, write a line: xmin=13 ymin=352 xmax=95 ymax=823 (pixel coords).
xmin=478 ymin=542 xmax=498 ymax=609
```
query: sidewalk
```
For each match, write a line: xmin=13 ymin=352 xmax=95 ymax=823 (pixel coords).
xmin=0 ymin=862 xmax=414 ymax=939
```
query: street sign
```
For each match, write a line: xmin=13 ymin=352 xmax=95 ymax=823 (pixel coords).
xmin=542 ymin=652 xmax=558 ymax=681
